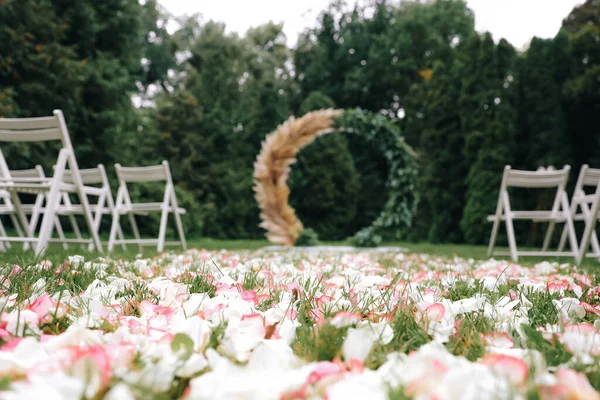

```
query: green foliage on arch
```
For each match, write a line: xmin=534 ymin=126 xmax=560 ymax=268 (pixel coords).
xmin=289 ymin=92 xmax=361 ymax=240
xmin=334 ymin=108 xmax=419 ymax=240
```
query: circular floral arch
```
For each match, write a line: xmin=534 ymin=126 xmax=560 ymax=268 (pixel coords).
xmin=253 ymin=108 xmax=418 ymax=246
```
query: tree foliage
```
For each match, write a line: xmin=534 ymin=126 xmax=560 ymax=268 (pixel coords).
xmin=289 ymin=92 xmax=360 ymax=240
xmin=1 ymin=0 xmax=598 ymax=245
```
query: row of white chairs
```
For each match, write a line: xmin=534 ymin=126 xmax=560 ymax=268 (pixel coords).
xmin=0 ymin=110 xmax=187 ymax=256
xmin=488 ymin=165 xmax=600 ymax=265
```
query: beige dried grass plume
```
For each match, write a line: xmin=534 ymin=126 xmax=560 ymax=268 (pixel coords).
xmin=253 ymin=109 xmax=343 ymax=246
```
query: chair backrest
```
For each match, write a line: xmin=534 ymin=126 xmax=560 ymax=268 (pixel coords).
xmin=0 ymin=147 xmax=45 ymax=180
xmin=62 ymin=165 xmax=108 ymax=186
xmin=499 ymin=165 xmax=571 ymax=217
xmin=0 ymin=110 xmax=83 ymax=182
xmin=0 ymin=110 xmax=74 ymax=147
xmin=0 ymin=115 xmax=63 ymax=143
xmin=115 ymin=162 xmax=171 ymax=184
xmin=503 ymin=165 xmax=570 ymax=189
xmin=114 ymin=161 xmax=176 ymax=207
xmin=9 ymin=165 xmax=46 ymax=179
xmin=574 ymin=165 xmax=600 ymax=193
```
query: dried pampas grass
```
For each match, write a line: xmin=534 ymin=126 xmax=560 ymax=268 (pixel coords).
xmin=253 ymin=109 xmax=343 ymax=246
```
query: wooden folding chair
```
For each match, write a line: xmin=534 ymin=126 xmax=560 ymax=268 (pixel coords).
xmin=108 ymin=161 xmax=186 ymax=253
xmin=557 ymin=165 xmax=600 ymax=261
xmin=0 ymin=110 xmax=102 ymax=255
xmin=487 ymin=165 xmax=579 ymax=263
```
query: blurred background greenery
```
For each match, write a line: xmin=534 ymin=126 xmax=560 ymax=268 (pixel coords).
xmin=0 ymin=0 xmax=598 ymax=247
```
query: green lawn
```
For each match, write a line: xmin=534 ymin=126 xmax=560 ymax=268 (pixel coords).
xmin=1 ymin=237 xmax=597 ymax=269
xmin=197 ymin=239 xmax=598 ymax=268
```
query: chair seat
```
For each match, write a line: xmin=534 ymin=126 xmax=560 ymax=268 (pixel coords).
xmin=19 ymin=204 xmax=113 ymax=215
xmin=487 ymin=211 xmax=569 ymax=222
xmin=0 ymin=205 xmax=15 ymax=213
xmin=0 ymin=190 xmax=14 ymax=213
xmin=572 ymin=194 xmax=596 ymax=204
xmin=572 ymin=213 xmax=600 ymax=221
xmin=0 ymin=180 xmax=77 ymax=194
xmin=118 ymin=202 xmax=186 ymax=214
xmin=58 ymin=205 xmax=112 ymax=214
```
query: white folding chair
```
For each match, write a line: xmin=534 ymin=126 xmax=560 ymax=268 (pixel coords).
xmin=3 ymin=164 xmax=125 ymax=251
xmin=58 ymin=165 xmax=126 ymax=250
xmin=0 ymin=189 xmax=21 ymax=251
xmin=0 ymin=160 xmax=33 ymax=250
xmin=108 ymin=161 xmax=187 ymax=253
xmin=558 ymin=165 xmax=600 ymax=261
xmin=0 ymin=110 xmax=102 ymax=255
xmin=6 ymin=164 xmax=69 ymax=250
xmin=487 ymin=165 xmax=579 ymax=263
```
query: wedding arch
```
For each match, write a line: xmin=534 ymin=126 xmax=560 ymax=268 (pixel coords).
xmin=253 ymin=108 xmax=418 ymax=246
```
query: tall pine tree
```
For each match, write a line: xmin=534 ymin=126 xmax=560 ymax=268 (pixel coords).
xmin=460 ymin=34 xmax=517 ymax=244
xmin=418 ymin=61 xmax=467 ymax=243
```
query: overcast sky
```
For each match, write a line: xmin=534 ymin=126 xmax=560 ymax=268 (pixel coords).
xmin=159 ymin=0 xmax=582 ymax=49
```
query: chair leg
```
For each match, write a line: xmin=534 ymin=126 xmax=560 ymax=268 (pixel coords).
xmin=578 ymin=212 xmax=598 ymax=265
xmin=105 ymin=190 xmax=127 ymax=251
xmin=566 ymin=218 xmax=580 ymax=263
xmin=577 ymin=194 xmax=600 ymax=265
xmin=9 ymin=214 xmax=23 ymax=248
xmin=157 ymin=209 xmax=169 ymax=253
xmin=559 ymin=193 xmax=581 ymax=264
xmin=502 ymin=191 xmax=518 ymax=263
xmin=25 ymin=193 xmax=45 ymax=250
xmin=591 ymin=232 xmax=600 ymax=256
xmin=10 ymin=192 xmax=36 ymax=251
xmin=67 ymin=215 xmax=84 ymax=250
xmin=570 ymin=208 xmax=600 ymax=258
xmin=29 ymin=194 xmax=45 ymax=236
xmin=488 ymin=187 xmax=505 ymax=258
xmin=505 ymin=219 xmax=518 ymax=263
xmin=108 ymin=189 xmax=125 ymax=253
xmin=88 ymin=196 xmax=105 ymax=252
xmin=128 ymin=214 xmax=143 ymax=253
xmin=92 ymin=195 xmax=105 ymax=232
xmin=559 ymin=198 xmax=581 ymax=252
xmin=542 ymin=221 xmax=556 ymax=252
xmin=108 ymin=212 xmax=120 ymax=253
xmin=557 ymin=225 xmax=568 ymax=252
xmin=117 ymin=224 xmax=127 ymax=251
xmin=0 ymin=220 xmax=7 ymax=251
xmin=174 ymin=211 xmax=187 ymax=251
xmin=488 ymin=217 xmax=501 ymax=258
xmin=35 ymin=189 xmax=61 ymax=257
xmin=80 ymin=199 xmax=102 ymax=254
xmin=54 ymin=216 xmax=68 ymax=250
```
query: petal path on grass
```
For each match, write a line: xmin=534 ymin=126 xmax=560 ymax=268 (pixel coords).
xmin=0 ymin=249 xmax=599 ymax=399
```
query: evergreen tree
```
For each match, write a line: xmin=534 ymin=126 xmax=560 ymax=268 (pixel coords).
xmin=460 ymin=34 xmax=517 ymax=244
xmin=514 ymin=37 xmax=569 ymax=169
xmin=2 ymin=0 xmax=595 ymax=243
xmin=562 ymin=0 xmax=600 ymax=168
xmin=418 ymin=61 xmax=466 ymax=243
xmin=0 ymin=0 xmax=83 ymax=168
xmin=146 ymin=20 xmax=297 ymax=238
xmin=402 ymin=82 xmax=431 ymax=241
xmin=0 ymin=0 xmax=145 ymax=168
xmin=239 ymin=22 xmax=293 ymax=151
